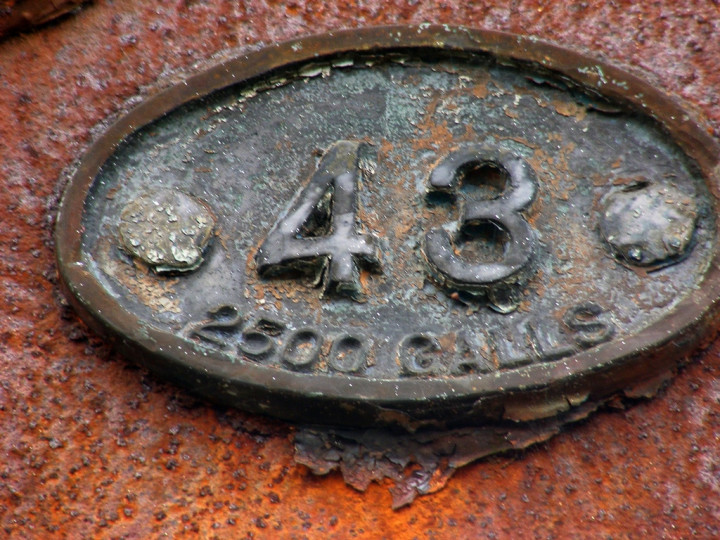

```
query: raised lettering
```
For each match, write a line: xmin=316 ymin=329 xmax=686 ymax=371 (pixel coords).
xmin=256 ymin=141 xmax=381 ymax=298
xmin=424 ymin=148 xmax=538 ymax=313
xmin=398 ymin=333 xmax=441 ymax=376
xmin=563 ymin=303 xmax=615 ymax=348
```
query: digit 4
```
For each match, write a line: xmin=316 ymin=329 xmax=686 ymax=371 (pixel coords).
xmin=256 ymin=140 xmax=381 ymax=299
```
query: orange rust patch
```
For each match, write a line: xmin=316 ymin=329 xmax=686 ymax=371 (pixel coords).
xmin=97 ymin=237 xmax=182 ymax=314
xmin=552 ymin=99 xmax=587 ymax=121
xmin=472 ymin=81 xmax=489 ymax=99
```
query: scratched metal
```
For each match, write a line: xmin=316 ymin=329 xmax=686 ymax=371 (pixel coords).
xmin=56 ymin=27 xmax=720 ymax=427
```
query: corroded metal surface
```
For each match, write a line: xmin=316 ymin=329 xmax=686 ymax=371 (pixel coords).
xmin=56 ymin=26 xmax=720 ymax=428
xmin=0 ymin=0 xmax=87 ymax=39
xmin=599 ymin=181 xmax=698 ymax=268
xmin=118 ymin=189 xmax=216 ymax=273
xmin=2 ymin=0 xmax=720 ymax=537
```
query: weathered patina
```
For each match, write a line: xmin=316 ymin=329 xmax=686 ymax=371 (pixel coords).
xmin=56 ymin=27 xmax=720 ymax=430
xmin=2 ymin=0 xmax=720 ymax=536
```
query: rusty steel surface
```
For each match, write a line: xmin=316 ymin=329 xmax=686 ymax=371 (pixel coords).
xmin=0 ymin=0 xmax=88 ymax=38
xmin=2 ymin=1 xmax=720 ymax=538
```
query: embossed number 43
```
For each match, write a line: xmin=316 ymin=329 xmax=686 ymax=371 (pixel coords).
xmin=256 ymin=141 xmax=538 ymax=309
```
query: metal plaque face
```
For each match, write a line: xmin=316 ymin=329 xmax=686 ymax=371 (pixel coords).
xmin=56 ymin=26 xmax=720 ymax=428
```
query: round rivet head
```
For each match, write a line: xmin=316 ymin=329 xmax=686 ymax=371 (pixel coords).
xmin=118 ymin=189 xmax=216 ymax=273
xmin=599 ymin=181 xmax=697 ymax=268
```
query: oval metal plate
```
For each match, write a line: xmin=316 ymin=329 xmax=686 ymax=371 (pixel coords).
xmin=56 ymin=26 xmax=720 ymax=428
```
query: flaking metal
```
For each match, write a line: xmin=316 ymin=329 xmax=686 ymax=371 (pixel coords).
xmin=118 ymin=189 xmax=216 ymax=273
